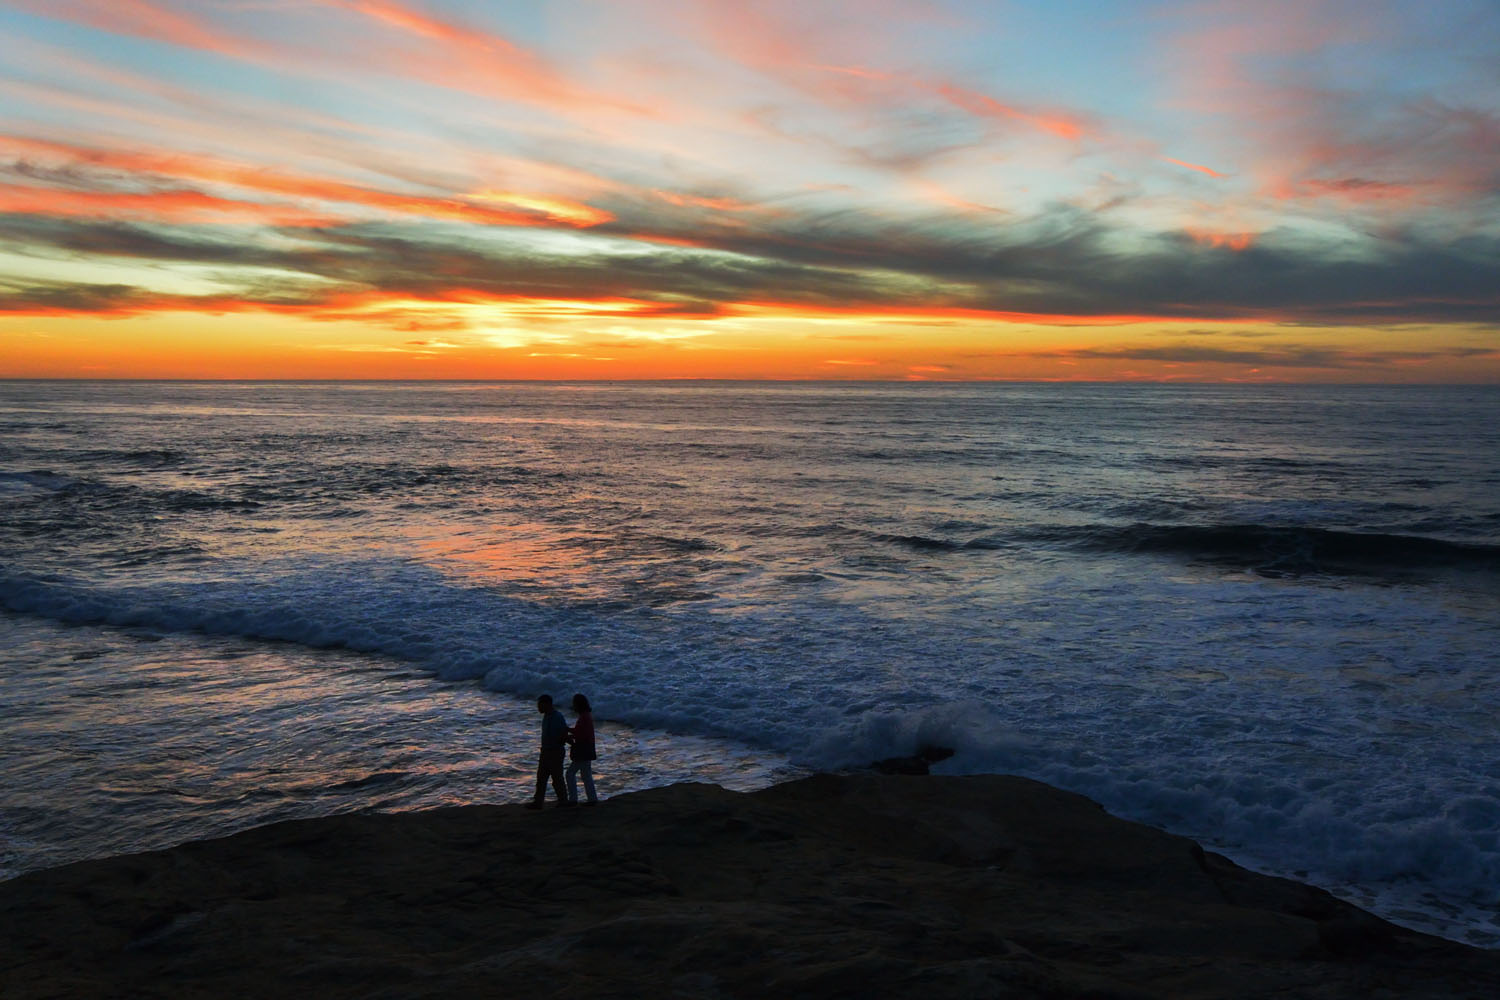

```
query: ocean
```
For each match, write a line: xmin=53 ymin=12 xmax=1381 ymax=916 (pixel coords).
xmin=2 ymin=380 xmax=1497 ymax=946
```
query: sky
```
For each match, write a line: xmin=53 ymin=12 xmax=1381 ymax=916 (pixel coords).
xmin=1 ymin=0 xmax=1497 ymax=381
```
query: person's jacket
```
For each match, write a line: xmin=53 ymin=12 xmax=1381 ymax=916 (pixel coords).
xmin=541 ymin=709 xmax=569 ymax=752
xmin=569 ymin=712 xmax=597 ymax=762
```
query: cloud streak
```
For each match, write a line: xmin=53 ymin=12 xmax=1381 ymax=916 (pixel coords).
xmin=0 ymin=135 xmax=614 ymax=229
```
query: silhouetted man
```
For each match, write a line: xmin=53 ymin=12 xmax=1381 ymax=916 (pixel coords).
xmin=524 ymin=694 xmax=571 ymax=810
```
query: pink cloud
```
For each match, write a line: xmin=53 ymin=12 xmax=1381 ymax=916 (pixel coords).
xmin=0 ymin=182 xmax=341 ymax=226
xmin=1162 ymin=156 xmax=1228 ymax=179
xmin=652 ymin=190 xmax=759 ymax=212
xmin=8 ymin=0 xmax=260 ymax=59
xmin=668 ymin=1 xmax=1097 ymax=144
xmin=1157 ymin=1 xmax=1498 ymax=217
xmin=0 ymin=135 xmax=614 ymax=229
xmin=16 ymin=0 xmax=647 ymax=121
xmin=332 ymin=0 xmax=650 ymax=117
xmin=932 ymin=82 xmax=1091 ymax=141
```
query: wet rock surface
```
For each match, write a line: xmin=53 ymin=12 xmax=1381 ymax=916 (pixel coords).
xmin=3 ymin=773 xmax=1497 ymax=999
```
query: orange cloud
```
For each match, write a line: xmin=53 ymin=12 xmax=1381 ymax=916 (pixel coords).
xmin=1183 ymin=228 xmax=1255 ymax=251
xmin=0 ymin=183 xmax=340 ymax=227
xmin=308 ymin=291 xmax=724 ymax=324
xmin=20 ymin=0 xmax=642 ymax=121
xmin=335 ymin=0 xmax=647 ymax=116
xmin=816 ymin=64 xmax=1093 ymax=142
xmin=730 ymin=301 xmax=1247 ymax=326
xmin=1272 ymin=177 xmax=1420 ymax=204
xmin=1163 ymin=156 xmax=1227 ymax=178
xmin=9 ymin=0 xmax=259 ymax=60
xmin=467 ymin=191 xmax=614 ymax=227
xmin=652 ymin=190 xmax=758 ymax=212
xmin=340 ymin=0 xmax=472 ymax=42
xmin=933 ymin=82 xmax=1089 ymax=141
xmin=7 ymin=279 xmax=1234 ymax=328
xmin=909 ymin=179 xmax=1006 ymax=216
xmin=813 ymin=64 xmax=892 ymax=82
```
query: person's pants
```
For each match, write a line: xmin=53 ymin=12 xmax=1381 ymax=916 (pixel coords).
xmin=534 ymin=749 xmax=566 ymax=803
xmin=566 ymin=760 xmax=597 ymax=803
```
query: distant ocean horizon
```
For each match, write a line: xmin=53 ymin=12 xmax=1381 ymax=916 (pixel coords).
xmin=8 ymin=377 xmax=1499 ymax=383
xmin=3 ymin=379 xmax=1498 ymax=946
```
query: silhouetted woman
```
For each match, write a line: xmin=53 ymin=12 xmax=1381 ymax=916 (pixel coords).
xmin=566 ymin=693 xmax=599 ymax=805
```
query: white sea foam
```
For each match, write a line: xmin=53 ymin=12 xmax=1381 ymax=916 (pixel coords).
xmin=5 ymin=549 xmax=1499 ymax=945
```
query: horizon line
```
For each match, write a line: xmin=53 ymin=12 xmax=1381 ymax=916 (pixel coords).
xmin=4 ymin=377 xmax=1496 ymax=387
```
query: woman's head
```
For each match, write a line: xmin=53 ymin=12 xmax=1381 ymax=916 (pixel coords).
xmin=571 ymin=693 xmax=591 ymax=713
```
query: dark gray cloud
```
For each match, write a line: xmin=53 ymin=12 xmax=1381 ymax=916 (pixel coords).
xmin=593 ymin=198 xmax=1500 ymax=324
xmin=0 ymin=216 xmax=307 ymax=268
xmin=1015 ymin=343 xmax=1500 ymax=370
xmin=0 ymin=277 xmax=148 ymax=313
xmin=2 ymin=202 xmax=1498 ymax=328
xmin=0 ymin=215 xmax=915 ymax=315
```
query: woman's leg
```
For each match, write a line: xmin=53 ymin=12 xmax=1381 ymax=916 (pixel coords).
xmin=580 ymin=762 xmax=597 ymax=803
xmin=565 ymin=760 xmax=580 ymax=803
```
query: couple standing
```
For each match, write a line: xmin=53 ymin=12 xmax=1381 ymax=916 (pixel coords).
xmin=525 ymin=692 xmax=598 ymax=809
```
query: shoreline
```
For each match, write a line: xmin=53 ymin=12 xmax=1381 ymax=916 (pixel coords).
xmin=1 ymin=610 xmax=1491 ymax=952
xmin=4 ymin=772 xmax=1497 ymax=999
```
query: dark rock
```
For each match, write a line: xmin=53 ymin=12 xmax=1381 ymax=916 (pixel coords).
xmin=2 ymin=774 xmax=1497 ymax=999
xmin=871 ymin=744 xmax=957 ymax=774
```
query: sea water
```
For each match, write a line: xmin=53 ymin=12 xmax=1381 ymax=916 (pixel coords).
xmin=1 ymin=380 xmax=1497 ymax=946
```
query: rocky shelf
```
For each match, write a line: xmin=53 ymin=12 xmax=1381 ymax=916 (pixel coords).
xmin=3 ymin=773 xmax=1497 ymax=998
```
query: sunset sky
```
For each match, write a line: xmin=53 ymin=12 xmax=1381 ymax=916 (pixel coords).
xmin=1 ymin=0 xmax=1497 ymax=381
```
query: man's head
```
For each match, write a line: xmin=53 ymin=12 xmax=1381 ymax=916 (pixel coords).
xmin=536 ymin=694 xmax=553 ymax=713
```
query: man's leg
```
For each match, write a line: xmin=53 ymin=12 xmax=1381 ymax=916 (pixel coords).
xmin=549 ymin=753 xmax=568 ymax=804
xmin=525 ymin=757 xmax=548 ymax=809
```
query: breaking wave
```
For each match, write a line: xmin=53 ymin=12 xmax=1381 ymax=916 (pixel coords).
xmin=859 ymin=521 xmax=1500 ymax=577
